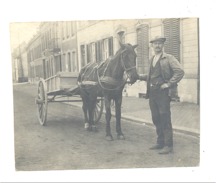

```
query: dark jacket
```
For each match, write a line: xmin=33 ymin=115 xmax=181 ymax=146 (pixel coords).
xmin=139 ymin=52 xmax=184 ymax=99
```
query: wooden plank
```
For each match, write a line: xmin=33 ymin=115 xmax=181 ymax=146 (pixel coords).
xmin=45 ymin=71 xmax=79 ymax=94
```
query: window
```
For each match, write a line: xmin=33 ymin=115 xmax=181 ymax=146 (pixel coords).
xmin=80 ymin=45 xmax=86 ymax=67
xmin=83 ymin=37 xmax=113 ymax=66
xmin=103 ymin=39 xmax=109 ymax=60
xmin=55 ymin=55 xmax=62 ymax=73
xmin=91 ymin=43 xmax=96 ymax=62
xmin=86 ymin=42 xmax=96 ymax=63
xmin=68 ymin=52 xmax=71 ymax=72
xmin=62 ymin=53 xmax=66 ymax=71
xmin=108 ymin=37 xmax=113 ymax=56
xmin=163 ymin=18 xmax=181 ymax=61
xmin=86 ymin=44 xmax=91 ymax=63
xmin=96 ymin=40 xmax=103 ymax=62
xmin=50 ymin=56 xmax=55 ymax=76
xmin=72 ymin=51 xmax=78 ymax=72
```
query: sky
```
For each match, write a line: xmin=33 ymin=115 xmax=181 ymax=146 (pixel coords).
xmin=10 ymin=22 xmax=41 ymax=49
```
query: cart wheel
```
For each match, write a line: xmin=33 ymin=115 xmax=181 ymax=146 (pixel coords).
xmin=36 ymin=79 xmax=48 ymax=126
xmin=87 ymin=97 xmax=104 ymax=124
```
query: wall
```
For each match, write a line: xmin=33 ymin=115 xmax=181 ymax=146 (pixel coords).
xmin=127 ymin=18 xmax=199 ymax=104
xmin=179 ymin=18 xmax=199 ymax=103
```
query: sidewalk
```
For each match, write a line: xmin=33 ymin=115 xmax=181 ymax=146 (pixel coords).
xmin=66 ymin=95 xmax=200 ymax=136
xmin=120 ymin=96 xmax=200 ymax=136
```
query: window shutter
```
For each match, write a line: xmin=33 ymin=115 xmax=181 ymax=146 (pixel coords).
xmin=86 ymin=44 xmax=90 ymax=63
xmin=108 ymin=37 xmax=113 ymax=56
xmin=96 ymin=42 xmax=99 ymax=62
xmin=163 ymin=18 xmax=181 ymax=101
xmin=99 ymin=40 xmax=103 ymax=61
xmin=136 ymin=24 xmax=149 ymax=74
xmin=163 ymin=18 xmax=180 ymax=61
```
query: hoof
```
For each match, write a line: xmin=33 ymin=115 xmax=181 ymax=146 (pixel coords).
xmin=84 ymin=123 xmax=89 ymax=130
xmin=117 ymin=134 xmax=125 ymax=140
xmin=106 ymin=135 xmax=113 ymax=141
xmin=91 ymin=125 xmax=98 ymax=132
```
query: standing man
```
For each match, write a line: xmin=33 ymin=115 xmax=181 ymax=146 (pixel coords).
xmin=139 ymin=36 xmax=184 ymax=154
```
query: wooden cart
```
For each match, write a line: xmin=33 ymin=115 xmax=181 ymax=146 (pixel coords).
xmin=35 ymin=71 xmax=104 ymax=126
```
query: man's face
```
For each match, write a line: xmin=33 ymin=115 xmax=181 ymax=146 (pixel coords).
xmin=152 ymin=41 xmax=164 ymax=53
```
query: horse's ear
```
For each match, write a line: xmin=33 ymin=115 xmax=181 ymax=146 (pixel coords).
xmin=133 ymin=44 xmax=138 ymax=49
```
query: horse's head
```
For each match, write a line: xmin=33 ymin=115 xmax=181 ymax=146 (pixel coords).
xmin=119 ymin=42 xmax=139 ymax=84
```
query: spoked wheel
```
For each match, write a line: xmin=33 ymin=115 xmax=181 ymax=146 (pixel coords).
xmin=87 ymin=97 xmax=104 ymax=124
xmin=35 ymin=79 xmax=48 ymax=126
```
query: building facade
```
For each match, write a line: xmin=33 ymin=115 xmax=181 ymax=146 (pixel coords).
xmin=59 ymin=21 xmax=78 ymax=73
xmin=24 ymin=18 xmax=199 ymax=104
xmin=26 ymin=21 xmax=78 ymax=82
xmin=75 ymin=18 xmax=199 ymax=104
xmin=12 ymin=42 xmax=28 ymax=83
xmin=26 ymin=32 xmax=42 ymax=83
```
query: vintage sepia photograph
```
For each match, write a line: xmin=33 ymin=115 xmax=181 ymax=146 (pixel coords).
xmin=10 ymin=18 xmax=200 ymax=171
xmin=1 ymin=0 xmax=217 ymax=182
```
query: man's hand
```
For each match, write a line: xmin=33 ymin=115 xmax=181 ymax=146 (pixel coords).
xmin=160 ymin=83 xmax=171 ymax=90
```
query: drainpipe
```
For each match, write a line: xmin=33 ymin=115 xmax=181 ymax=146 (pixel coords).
xmin=197 ymin=18 xmax=200 ymax=105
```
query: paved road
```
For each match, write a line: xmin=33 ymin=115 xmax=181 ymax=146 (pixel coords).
xmin=13 ymin=83 xmax=199 ymax=171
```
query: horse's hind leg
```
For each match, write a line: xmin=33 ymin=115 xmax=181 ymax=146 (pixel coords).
xmin=81 ymin=96 xmax=89 ymax=130
xmin=115 ymin=96 xmax=125 ymax=140
xmin=89 ymin=98 xmax=98 ymax=132
xmin=104 ymin=97 xmax=113 ymax=141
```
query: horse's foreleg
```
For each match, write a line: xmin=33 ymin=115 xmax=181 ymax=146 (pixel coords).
xmin=82 ymin=97 xmax=89 ymax=130
xmin=104 ymin=97 xmax=113 ymax=140
xmin=115 ymin=96 xmax=125 ymax=140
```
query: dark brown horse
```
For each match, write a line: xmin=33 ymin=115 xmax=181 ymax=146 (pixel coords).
xmin=77 ymin=42 xmax=138 ymax=140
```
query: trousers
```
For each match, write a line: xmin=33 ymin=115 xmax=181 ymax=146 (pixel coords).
xmin=149 ymin=87 xmax=173 ymax=147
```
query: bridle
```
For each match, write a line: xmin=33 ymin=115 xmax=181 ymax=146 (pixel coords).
xmin=97 ymin=48 xmax=137 ymax=91
xmin=120 ymin=49 xmax=136 ymax=79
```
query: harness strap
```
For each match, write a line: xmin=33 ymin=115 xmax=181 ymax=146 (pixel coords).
xmin=100 ymin=76 xmax=125 ymax=86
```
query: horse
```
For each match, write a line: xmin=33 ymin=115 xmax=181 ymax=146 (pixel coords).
xmin=77 ymin=42 xmax=139 ymax=141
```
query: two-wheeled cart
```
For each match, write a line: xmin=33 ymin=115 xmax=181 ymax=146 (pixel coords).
xmin=35 ymin=71 xmax=104 ymax=126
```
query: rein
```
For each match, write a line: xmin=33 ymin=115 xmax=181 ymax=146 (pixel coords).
xmin=97 ymin=49 xmax=135 ymax=91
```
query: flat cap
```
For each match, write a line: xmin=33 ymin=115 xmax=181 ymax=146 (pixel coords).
xmin=150 ymin=36 xmax=166 ymax=43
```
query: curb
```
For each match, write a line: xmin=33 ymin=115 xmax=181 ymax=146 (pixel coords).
xmin=121 ymin=114 xmax=200 ymax=137
xmin=13 ymin=82 xmax=30 ymax=86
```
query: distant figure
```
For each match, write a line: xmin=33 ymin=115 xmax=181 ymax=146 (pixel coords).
xmin=139 ymin=36 xmax=184 ymax=154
